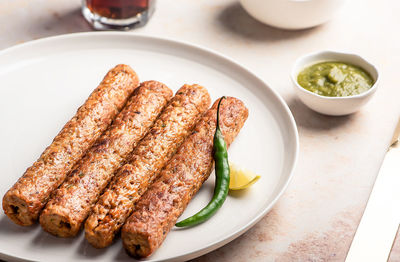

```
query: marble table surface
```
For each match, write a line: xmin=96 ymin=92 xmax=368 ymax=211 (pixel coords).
xmin=1 ymin=0 xmax=399 ymax=261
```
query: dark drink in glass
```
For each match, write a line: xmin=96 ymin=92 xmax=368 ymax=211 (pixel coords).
xmin=82 ymin=0 xmax=155 ymax=30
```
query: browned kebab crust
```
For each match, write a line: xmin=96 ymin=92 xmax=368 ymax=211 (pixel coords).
xmin=85 ymin=84 xmax=211 ymax=248
xmin=39 ymin=81 xmax=173 ymax=237
xmin=121 ymin=97 xmax=248 ymax=258
xmin=2 ymin=64 xmax=139 ymax=226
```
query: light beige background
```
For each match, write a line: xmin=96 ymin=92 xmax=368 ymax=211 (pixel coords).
xmin=1 ymin=0 xmax=399 ymax=261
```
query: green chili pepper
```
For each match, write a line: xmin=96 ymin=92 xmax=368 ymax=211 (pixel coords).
xmin=175 ymin=97 xmax=230 ymax=227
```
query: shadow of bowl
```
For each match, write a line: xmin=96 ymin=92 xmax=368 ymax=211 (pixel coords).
xmin=216 ymin=2 xmax=318 ymax=42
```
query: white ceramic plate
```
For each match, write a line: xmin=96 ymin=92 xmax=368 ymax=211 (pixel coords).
xmin=0 ymin=33 xmax=298 ymax=262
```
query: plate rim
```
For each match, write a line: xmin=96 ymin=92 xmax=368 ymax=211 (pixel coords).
xmin=0 ymin=32 xmax=299 ymax=262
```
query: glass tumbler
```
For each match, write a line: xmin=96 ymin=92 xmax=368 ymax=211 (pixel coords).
xmin=82 ymin=0 xmax=155 ymax=30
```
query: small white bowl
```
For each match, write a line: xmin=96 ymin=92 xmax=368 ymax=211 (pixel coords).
xmin=291 ymin=51 xmax=379 ymax=116
xmin=240 ymin=0 xmax=347 ymax=30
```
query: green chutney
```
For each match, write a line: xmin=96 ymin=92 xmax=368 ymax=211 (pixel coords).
xmin=297 ymin=62 xmax=374 ymax=97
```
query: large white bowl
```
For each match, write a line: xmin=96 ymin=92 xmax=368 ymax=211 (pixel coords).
xmin=0 ymin=32 xmax=298 ymax=262
xmin=291 ymin=50 xmax=379 ymax=116
xmin=240 ymin=0 xmax=347 ymax=30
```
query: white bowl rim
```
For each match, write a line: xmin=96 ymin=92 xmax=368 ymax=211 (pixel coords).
xmin=290 ymin=50 xmax=380 ymax=100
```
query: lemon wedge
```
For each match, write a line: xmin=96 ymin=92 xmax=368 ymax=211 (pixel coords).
xmin=229 ymin=162 xmax=260 ymax=190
